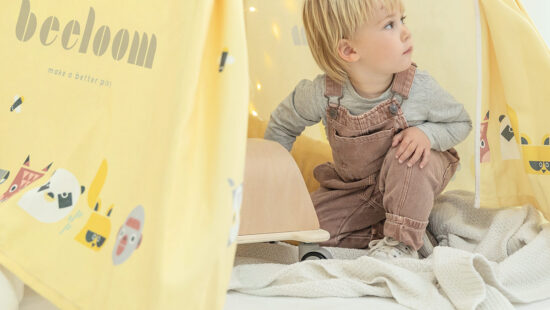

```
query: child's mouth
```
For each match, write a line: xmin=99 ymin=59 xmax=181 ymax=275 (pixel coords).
xmin=403 ymin=47 xmax=413 ymax=54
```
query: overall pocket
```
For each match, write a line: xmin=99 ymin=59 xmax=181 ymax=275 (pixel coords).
xmin=330 ymin=128 xmax=394 ymax=181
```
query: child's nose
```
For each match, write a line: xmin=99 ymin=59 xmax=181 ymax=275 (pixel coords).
xmin=401 ymin=26 xmax=412 ymax=42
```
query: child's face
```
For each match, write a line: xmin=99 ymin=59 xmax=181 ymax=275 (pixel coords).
xmin=351 ymin=6 xmax=413 ymax=74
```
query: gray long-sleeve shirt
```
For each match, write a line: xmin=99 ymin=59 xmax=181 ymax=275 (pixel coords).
xmin=264 ymin=69 xmax=472 ymax=152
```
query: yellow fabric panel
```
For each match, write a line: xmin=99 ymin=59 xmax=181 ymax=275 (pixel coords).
xmin=0 ymin=0 xmax=248 ymax=308
xmin=478 ymin=0 xmax=550 ymax=217
xmin=402 ymin=0 xmax=477 ymax=193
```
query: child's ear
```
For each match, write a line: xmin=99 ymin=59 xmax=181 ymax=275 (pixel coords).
xmin=337 ymin=39 xmax=359 ymax=63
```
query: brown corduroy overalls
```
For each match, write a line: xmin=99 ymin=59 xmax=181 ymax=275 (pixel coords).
xmin=311 ymin=64 xmax=460 ymax=251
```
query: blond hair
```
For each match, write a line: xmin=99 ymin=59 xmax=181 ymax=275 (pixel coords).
xmin=303 ymin=0 xmax=404 ymax=83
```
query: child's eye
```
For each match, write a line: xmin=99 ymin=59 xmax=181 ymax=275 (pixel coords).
xmin=401 ymin=15 xmax=407 ymax=24
xmin=384 ymin=22 xmax=394 ymax=30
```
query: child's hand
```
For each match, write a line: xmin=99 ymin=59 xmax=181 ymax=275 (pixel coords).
xmin=391 ymin=127 xmax=431 ymax=169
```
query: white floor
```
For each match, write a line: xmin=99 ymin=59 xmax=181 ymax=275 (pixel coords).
xmin=18 ymin=284 xmax=550 ymax=309
xmin=224 ymin=292 xmax=408 ymax=310
xmin=224 ymin=292 xmax=550 ymax=310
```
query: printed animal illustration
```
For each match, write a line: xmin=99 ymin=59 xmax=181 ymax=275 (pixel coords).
xmin=480 ymin=111 xmax=490 ymax=163
xmin=0 ymin=169 xmax=9 ymax=185
xmin=498 ymin=105 xmax=521 ymax=160
xmin=0 ymin=156 xmax=52 ymax=203
xmin=10 ymin=95 xmax=24 ymax=113
xmin=75 ymin=160 xmax=114 ymax=251
xmin=520 ymin=134 xmax=550 ymax=175
xmin=112 ymin=205 xmax=144 ymax=265
xmin=18 ymin=169 xmax=85 ymax=223
xmin=227 ymin=179 xmax=243 ymax=246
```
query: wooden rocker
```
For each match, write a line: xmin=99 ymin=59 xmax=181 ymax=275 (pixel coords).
xmin=237 ymin=138 xmax=332 ymax=260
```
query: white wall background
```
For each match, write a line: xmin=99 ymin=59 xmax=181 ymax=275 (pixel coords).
xmin=522 ymin=0 xmax=550 ymax=47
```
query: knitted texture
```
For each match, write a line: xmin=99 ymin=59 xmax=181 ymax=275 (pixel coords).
xmin=229 ymin=190 xmax=550 ymax=310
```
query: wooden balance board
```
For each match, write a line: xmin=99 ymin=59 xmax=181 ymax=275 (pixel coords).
xmin=237 ymin=138 xmax=330 ymax=245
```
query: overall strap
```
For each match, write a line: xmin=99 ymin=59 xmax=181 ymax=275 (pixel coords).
xmin=324 ymin=75 xmax=343 ymax=104
xmin=324 ymin=75 xmax=344 ymax=119
xmin=390 ymin=62 xmax=417 ymax=100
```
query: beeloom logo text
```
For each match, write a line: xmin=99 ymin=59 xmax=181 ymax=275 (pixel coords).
xmin=15 ymin=0 xmax=157 ymax=69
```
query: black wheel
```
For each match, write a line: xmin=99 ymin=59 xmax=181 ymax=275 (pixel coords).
xmin=300 ymin=251 xmax=327 ymax=261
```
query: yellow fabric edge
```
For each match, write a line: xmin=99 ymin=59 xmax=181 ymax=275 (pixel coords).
xmin=480 ymin=194 xmax=540 ymax=211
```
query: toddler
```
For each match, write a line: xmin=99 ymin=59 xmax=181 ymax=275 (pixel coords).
xmin=264 ymin=0 xmax=472 ymax=259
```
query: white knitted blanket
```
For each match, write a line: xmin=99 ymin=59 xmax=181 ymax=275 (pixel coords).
xmin=228 ymin=190 xmax=550 ymax=310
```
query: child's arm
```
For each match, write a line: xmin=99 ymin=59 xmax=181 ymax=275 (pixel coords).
xmin=264 ymin=78 xmax=324 ymax=151
xmin=414 ymin=76 xmax=473 ymax=152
